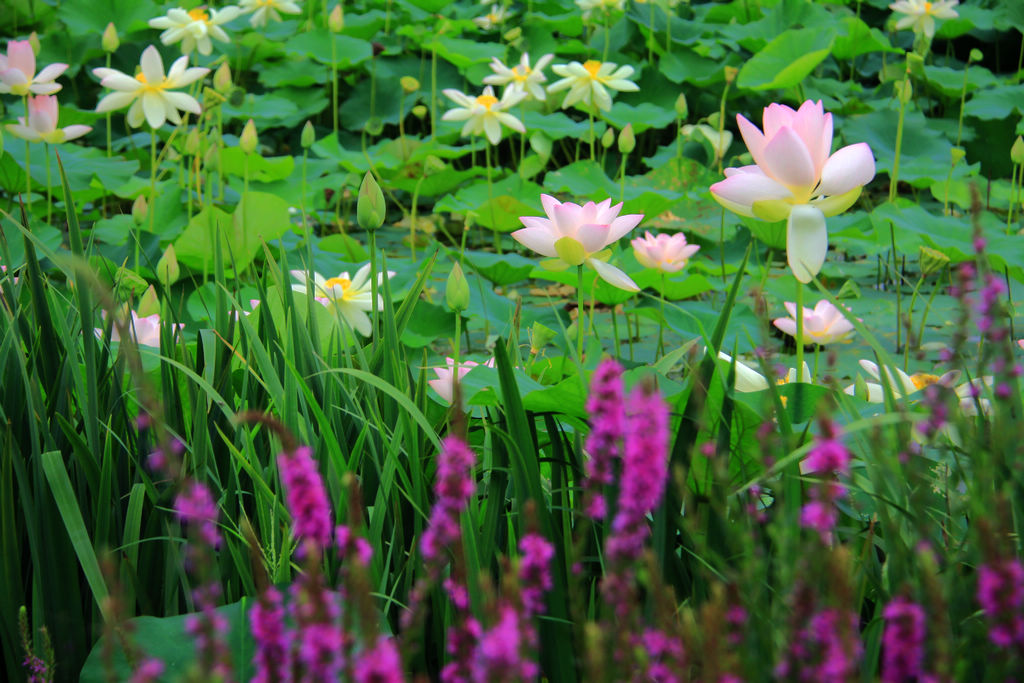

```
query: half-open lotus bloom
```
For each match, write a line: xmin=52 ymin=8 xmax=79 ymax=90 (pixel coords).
xmin=428 ymin=357 xmax=496 ymax=405
xmin=710 ymin=100 xmax=876 ymax=283
xmin=149 ymin=6 xmax=242 ymax=56
xmin=473 ymin=5 xmax=511 ymax=30
xmin=0 ymin=40 xmax=68 ymax=96
xmin=483 ymin=53 xmax=554 ymax=102
xmin=6 ymin=95 xmax=91 ymax=144
xmin=514 ymin=194 xmax=643 ymax=292
xmin=289 ymin=263 xmax=394 ymax=337
xmin=843 ymin=359 xmax=960 ymax=403
xmin=773 ymin=299 xmax=857 ymax=346
xmin=889 ymin=0 xmax=959 ymax=39
xmin=94 ymin=45 xmax=209 ymax=129
xmin=547 ymin=60 xmax=638 ymax=112
xmin=239 ymin=0 xmax=302 ymax=28
xmin=632 ymin=231 xmax=700 ymax=273
xmin=716 ymin=351 xmax=810 ymax=393
xmin=441 ymin=85 xmax=526 ymax=145
xmin=96 ymin=311 xmax=184 ymax=347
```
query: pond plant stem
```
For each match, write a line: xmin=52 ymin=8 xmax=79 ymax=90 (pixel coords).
xmin=370 ymin=231 xmax=379 ymax=353
xmin=658 ymin=272 xmax=667 ymax=357
xmin=795 ymin=279 xmax=805 ymax=383
xmin=485 ymin=141 xmax=500 ymax=253
xmin=44 ymin=144 xmax=51 ymax=226
xmin=890 ymin=71 xmax=909 ymax=203
xmin=144 ymin=128 xmax=158 ymax=272
xmin=576 ymin=265 xmax=585 ymax=362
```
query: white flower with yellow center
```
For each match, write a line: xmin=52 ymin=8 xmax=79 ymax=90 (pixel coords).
xmin=843 ymin=359 xmax=959 ymax=403
xmin=238 ymin=0 xmax=302 ymax=28
xmin=889 ymin=0 xmax=959 ymax=39
xmin=547 ymin=60 xmax=638 ymax=112
xmin=483 ymin=53 xmax=554 ymax=102
xmin=290 ymin=263 xmax=394 ymax=337
xmin=93 ymin=45 xmax=209 ymax=129
xmin=149 ymin=6 xmax=242 ymax=56
xmin=473 ymin=4 xmax=511 ymax=30
xmin=716 ymin=351 xmax=811 ymax=394
xmin=441 ymin=85 xmax=526 ymax=145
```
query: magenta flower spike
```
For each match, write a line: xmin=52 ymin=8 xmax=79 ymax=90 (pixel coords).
xmin=710 ymin=100 xmax=875 ymax=282
xmin=277 ymin=446 xmax=333 ymax=550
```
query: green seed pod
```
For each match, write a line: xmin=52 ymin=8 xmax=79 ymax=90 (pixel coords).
xmin=401 ymin=76 xmax=420 ymax=94
xmin=357 ymin=172 xmax=386 ymax=231
xmin=919 ymin=246 xmax=950 ymax=277
xmin=969 ymin=48 xmax=983 ymax=63
xmin=411 ymin=104 xmax=427 ymax=119
xmin=950 ymin=146 xmax=966 ymax=166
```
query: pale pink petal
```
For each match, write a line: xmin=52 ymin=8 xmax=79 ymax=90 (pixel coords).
xmin=511 ymin=227 xmax=558 ymax=257
xmin=759 ymin=126 xmax=816 ymax=190
xmin=575 ymin=223 xmax=609 ymax=254
xmin=710 ymin=173 xmax=793 ymax=217
xmin=786 ymin=204 xmax=828 ymax=284
xmin=761 ymin=103 xmax=796 ymax=139
xmin=7 ymin=41 xmax=35 ymax=78
xmin=589 ymin=258 xmax=638 ymax=292
xmin=773 ymin=317 xmax=798 ymax=338
xmin=540 ymin=194 xmax=561 ymax=218
xmin=34 ymin=63 xmax=68 ymax=83
xmin=818 ymin=143 xmax=876 ymax=197
xmin=736 ymin=114 xmax=767 ymax=167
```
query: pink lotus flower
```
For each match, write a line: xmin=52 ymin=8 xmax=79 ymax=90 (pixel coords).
xmin=96 ymin=310 xmax=184 ymax=347
xmin=773 ymin=299 xmax=857 ymax=346
xmin=631 ymin=231 xmax=700 ymax=273
xmin=428 ymin=357 xmax=495 ymax=405
xmin=710 ymin=100 xmax=875 ymax=283
xmin=6 ymin=95 xmax=91 ymax=144
xmin=0 ymin=40 xmax=67 ymax=96
xmin=514 ymin=194 xmax=642 ymax=291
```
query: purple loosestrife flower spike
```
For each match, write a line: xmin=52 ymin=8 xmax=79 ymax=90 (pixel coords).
xmin=473 ymin=606 xmax=539 ymax=682
xmin=881 ymin=597 xmax=927 ymax=683
xmin=606 ymin=382 xmax=670 ymax=564
xmin=421 ymin=435 xmax=477 ymax=567
xmin=518 ymin=533 xmax=554 ymax=616
xmin=977 ymin=558 xmax=1024 ymax=648
xmin=584 ymin=359 xmax=626 ymax=520
xmin=278 ymin=446 xmax=333 ymax=550
xmin=250 ymin=587 xmax=292 ymax=683
xmin=175 ymin=480 xmax=221 ymax=548
xmin=354 ymin=637 xmax=404 ymax=683
xmin=129 ymin=659 xmax=165 ymax=683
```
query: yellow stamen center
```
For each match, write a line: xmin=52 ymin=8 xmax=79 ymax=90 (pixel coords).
xmin=476 ymin=94 xmax=499 ymax=110
xmin=923 ymin=1 xmax=932 ymax=12
xmin=583 ymin=60 xmax=603 ymax=79
xmin=135 ymin=72 xmax=148 ymax=84
xmin=512 ymin=65 xmax=531 ymax=83
xmin=188 ymin=8 xmax=210 ymax=22
xmin=910 ymin=373 xmax=940 ymax=390
xmin=324 ymin=277 xmax=351 ymax=292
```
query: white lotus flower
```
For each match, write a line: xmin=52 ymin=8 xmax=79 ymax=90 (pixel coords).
xmin=473 ymin=5 xmax=511 ymax=30
xmin=715 ymin=351 xmax=810 ymax=393
xmin=290 ymin=263 xmax=394 ymax=337
xmin=547 ymin=60 xmax=638 ymax=112
xmin=238 ymin=0 xmax=302 ymax=28
xmin=441 ymin=85 xmax=526 ymax=145
xmin=93 ymin=45 xmax=209 ymax=129
xmin=843 ymin=359 xmax=959 ymax=403
xmin=148 ymin=6 xmax=242 ymax=56
xmin=483 ymin=53 xmax=554 ymax=102
xmin=889 ymin=0 xmax=959 ymax=39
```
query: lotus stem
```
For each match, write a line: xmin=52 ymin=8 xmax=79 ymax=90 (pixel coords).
xmin=889 ymin=72 xmax=909 ymax=202
xmin=370 ymin=231 xmax=378 ymax=353
xmin=658 ymin=272 xmax=667 ymax=357
xmin=576 ymin=265 xmax=586 ymax=362
xmin=44 ymin=143 xmax=51 ymax=226
xmin=485 ymin=140 xmax=500 ymax=253
xmin=795 ymin=279 xmax=805 ymax=383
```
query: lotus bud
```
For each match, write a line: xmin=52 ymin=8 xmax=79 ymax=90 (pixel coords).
xmin=411 ymin=104 xmax=427 ymax=119
xmin=132 ymin=195 xmax=148 ymax=226
xmin=1011 ymin=136 xmax=1024 ymax=165
xmin=618 ymin=123 xmax=635 ymax=155
xmin=357 ymin=172 xmax=386 ymax=231
xmin=28 ymin=32 xmax=40 ymax=56
xmin=366 ymin=117 xmax=384 ymax=136
xmin=156 ymin=244 xmax=180 ymax=287
xmin=723 ymin=65 xmax=738 ymax=83
xmin=601 ymin=127 xmax=615 ymax=149
xmin=445 ymin=262 xmax=470 ymax=313
xmin=102 ymin=23 xmax=119 ymax=53
xmin=895 ymin=79 xmax=913 ymax=104
xmin=674 ymin=93 xmax=688 ymax=119
xmin=969 ymin=49 xmax=983 ymax=63
xmin=301 ymin=120 xmax=315 ymax=149
xmin=137 ymin=285 xmax=160 ymax=318
xmin=184 ymin=128 xmax=200 ymax=156
xmin=228 ymin=87 xmax=245 ymax=107
xmin=239 ymin=119 xmax=258 ymax=154
xmin=950 ymin=146 xmax=966 ymax=166
xmin=213 ymin=63 xmax=232 ymax=93
xmin=919 ymin=246 xmax=950 ymax=277
xmin=328 ymin=4 xmax=344 ymax=33
xmin=401 ymin=76 xmax=420 ymax=94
